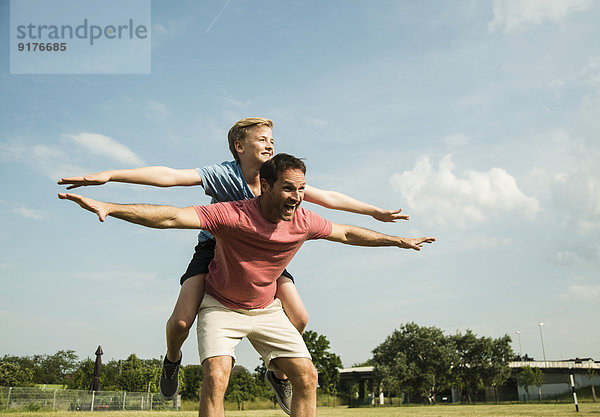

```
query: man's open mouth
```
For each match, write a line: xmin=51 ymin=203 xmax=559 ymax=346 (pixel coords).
xmin=283 ymin=203 xmax=297 ymax=214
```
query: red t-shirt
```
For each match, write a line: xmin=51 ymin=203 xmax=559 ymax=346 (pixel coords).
xmin=193 ymin=197 xmax=333 ymax=309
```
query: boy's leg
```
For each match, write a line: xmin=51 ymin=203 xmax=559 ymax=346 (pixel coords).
xmin=270 ymin=357 xmax=317 ymax=417
xmin=273 ymin=276 xmax=308 ymax=382
xmin=166 ymin=273 xmax=206 ymax=362
xmin=198 ymin=356 xmax=233 ymax=417
xmin=160 ymin=273 xmax=205 ymax=399
xmin=276 ymin=276 xmax=308 ymax=334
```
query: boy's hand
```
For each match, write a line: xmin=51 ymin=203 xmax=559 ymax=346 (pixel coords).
xmin=373 ymin=209 xmax=409 ymax=222
xmin=58 ymin=173 xmax=110 ymax=190
xmin=58 ymin=193 xmax=111 ymax=222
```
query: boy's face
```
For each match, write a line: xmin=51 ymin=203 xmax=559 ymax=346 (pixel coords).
xmin=236 ymin=125 xmax=274 ymax=165
xmin=260 ymin=168 xmax=306 ymax=222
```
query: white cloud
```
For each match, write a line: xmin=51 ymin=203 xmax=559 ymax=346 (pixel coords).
xmin=489 ymin=0 xmax=593 ymax=32
xmin=0 ymin=142 xmax=85 ymax=180
xmin=151 ymin=17 xmax=194 ymax=49
xmin=547 ymin=142 xmax=600 ymax=233
xmin=64 ymin=133 xmax=145 ymax=165
xmin=556 ymin=251 xmax=582 ymax=266
xmin=469 ymin=236 xmax=514 ymax=249
xmin=221 ymin=95 xmax=252 ymax=108
xmin=391 ymin=154 xmax=539 ymax=227
xmin=146 ymin=100 xmax=168 ymax=119
xmin=561 ymin=285 xmax=600 ymax=303
xmin=443 ymin=133 xmax=472 ymax=147
xmin=10 ymin=207 xmax=45 ymax=220
xmin=75 ymin=271 xmax=160 ymax=290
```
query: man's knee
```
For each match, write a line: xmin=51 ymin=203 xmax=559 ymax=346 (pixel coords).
xmin=279 ymin=359 xmax=317 ymax=390
xmin=299 ymin=362 xmax=318 ymax=389
xmin=202 ymin=358 xmax=232 ymax=394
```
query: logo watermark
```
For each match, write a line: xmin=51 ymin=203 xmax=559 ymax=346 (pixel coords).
xmin=10 ymin=0 xmax=151 ymax=74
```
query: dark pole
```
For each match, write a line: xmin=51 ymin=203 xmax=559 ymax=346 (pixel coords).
xmin=89 ymin=346 xmax=103 ymax=393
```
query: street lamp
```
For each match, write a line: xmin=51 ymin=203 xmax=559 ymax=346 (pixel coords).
xmin=538 ymin=323 xmax=547 ymax=367
xmin=515 ymin=330 xmax=522 ymax=358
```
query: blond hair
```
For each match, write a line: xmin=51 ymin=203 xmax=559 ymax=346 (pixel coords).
xmin=228 ymin=117 xmax=273 ymax=162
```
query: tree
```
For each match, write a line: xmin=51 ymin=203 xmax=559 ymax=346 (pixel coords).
xmin=532 ymin=368 xmax=544 ymax=401
xmin=485 ymin=335 xmax=513 ymax=402
xmin=33 ymin=350 xmax=79 ymax=384
xmin=115 ymin=354 xmax=162 ymax=393
xmin=302 ymin=330 xmax=343 ymax=395
xmin=450 ymin=331 xmax=513 ymax=403
xmin=252 ymin=362 xmax=273 ymax=401
xmin=1 ymin=351 xmax=78 ymax=386
xmin=519 ymin=366 xmax=544 ymax=401
xmin=352 ymin=359 xmax=374 ymax=367
xmin=2 ymin=350 xmax=78 ymax=384
xmin=225 ymin=366 xmax=259 ymax=410
xmin=587 ymin=364 xmax=597 ymax=403
xmin=449 ymin=330 xmax=480 ymax=403
xmin=66 ymin=358 xmax=95 ymax=390
xmin=512 ymin=353 xmax=535 ymax=361
xmin=180 ymin=365 xmax=203 ymax=401
xmin=372 ymin=323 xmax=453 ymax=403
xmin=0 ymin=361 xmax=34 ymax=387
xmin=519 ymin=366 xmax=532 ymax=400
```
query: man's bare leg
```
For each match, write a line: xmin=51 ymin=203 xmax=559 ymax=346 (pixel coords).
xmin=166 ymin=273 xmax=206 ymax=362
xmin=270 ymin=357 xmax=317 ymax=417
xmin=198 ymin=356 xmax=233 ymax=417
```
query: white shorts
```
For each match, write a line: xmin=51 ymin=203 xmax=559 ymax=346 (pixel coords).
xmin=196 ymin=294 xmax=311 ymax=370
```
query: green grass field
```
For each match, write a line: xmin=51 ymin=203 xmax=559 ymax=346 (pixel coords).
xmin=2 ymin=403 xmax=600 ymax=417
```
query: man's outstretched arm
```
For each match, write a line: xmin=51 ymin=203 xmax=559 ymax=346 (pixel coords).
xmin=58 ymin=193 xmax=202 ymax=229
xmin=326 ymin=223 xmax=435 ymax=251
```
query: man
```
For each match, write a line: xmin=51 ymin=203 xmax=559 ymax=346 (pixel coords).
xmin=58 ymin=117 xmax=408 ymax=410
xmin=59 ymin=153 xmax=435 ymax=417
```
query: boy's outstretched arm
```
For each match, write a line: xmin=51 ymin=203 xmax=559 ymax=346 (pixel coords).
xmin=58 ymin=193 xmax=202 ymax=229
xmin=326 ymin=223 xmax=435 ymax=251
xmin=304 ymin=185 xmax=409 ymax=222
xmin=58 ymin=166 xmax=202 ymax=189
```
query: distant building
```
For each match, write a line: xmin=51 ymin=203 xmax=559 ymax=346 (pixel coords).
xmin=506 ymin=359 xmax=600 ymax=401
xmin=339 ymin=359 xmax=600 ymax=404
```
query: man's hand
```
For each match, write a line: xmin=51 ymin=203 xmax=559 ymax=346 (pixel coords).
xmin=327 ymin=223 xmax=435 ymax=251
xmin=372 ymin=208 xmax=409 ymax=222
xmin=58 ymin=173 xmax=110 ymax=190
xmin=58 ymin=193 xmax=111 ymax=222
xmin=400 ymin=237 xmax=436 ymax=251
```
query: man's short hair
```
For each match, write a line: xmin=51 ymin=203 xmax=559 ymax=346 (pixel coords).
xmin=228 ymin=117 xmax=273 ymax=162
xmin=260 ymin=153 xmax=306 ymax=187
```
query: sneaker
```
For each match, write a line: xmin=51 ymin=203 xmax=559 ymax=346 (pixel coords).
xmin=159 ymin=354 xmax=181 ymax=400
xmin=265 ymin=370 xmax=292 ymax=415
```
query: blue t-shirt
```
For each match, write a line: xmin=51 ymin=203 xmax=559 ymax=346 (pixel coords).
xmin=196 ymin=160 xmax=255 ymax=242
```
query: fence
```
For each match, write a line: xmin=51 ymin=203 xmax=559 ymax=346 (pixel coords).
xmin=0 ymin=386 xmax=178 ymax=412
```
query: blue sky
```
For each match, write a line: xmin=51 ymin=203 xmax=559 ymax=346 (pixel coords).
xmin=1 ymin=0 xmax=599 ymax=370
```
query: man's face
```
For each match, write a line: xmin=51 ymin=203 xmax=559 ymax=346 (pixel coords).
xmin=261 ymin=168 xmax=306 ymax=222
xmin=236 ymin=125 xmax=274 ymax=165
